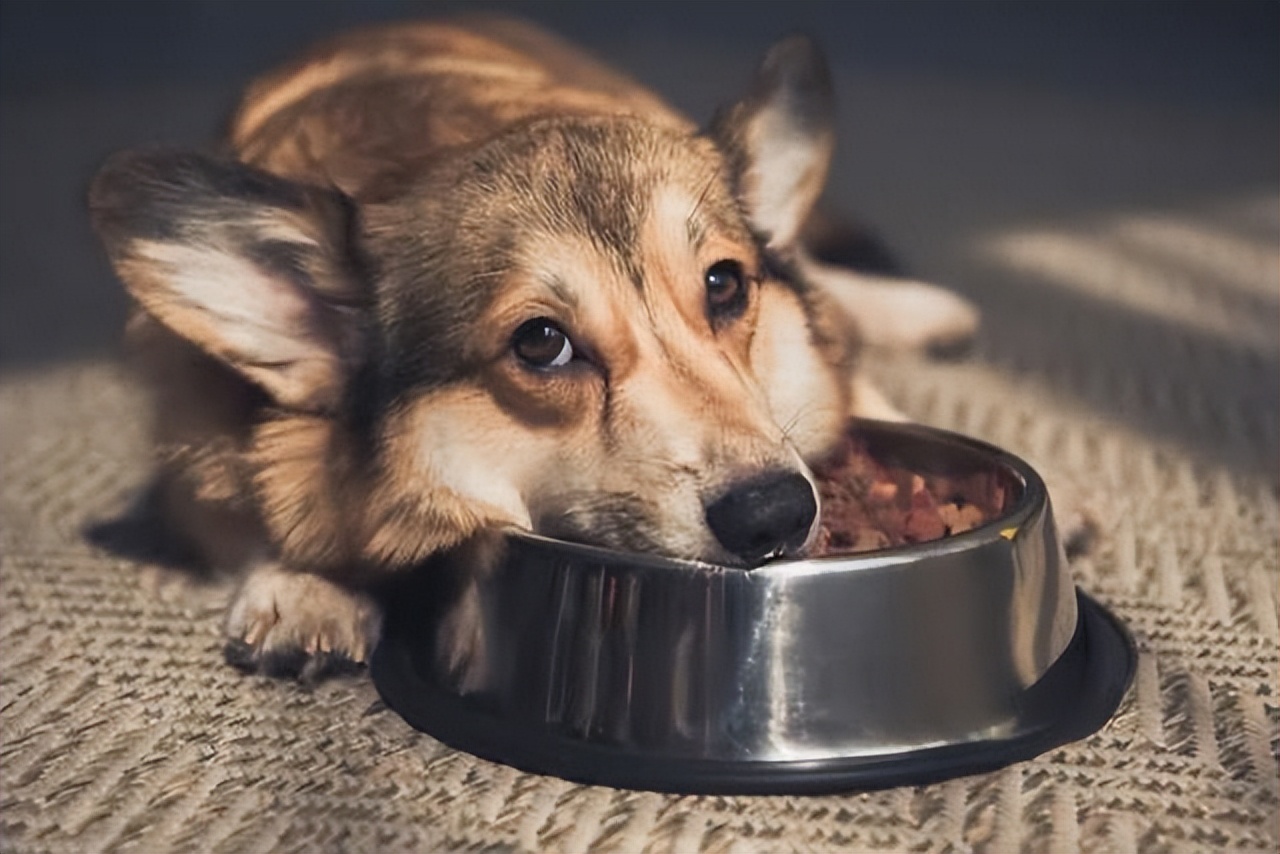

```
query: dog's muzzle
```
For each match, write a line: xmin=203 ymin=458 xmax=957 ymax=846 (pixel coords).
xmin=704 ymin=470 xmax=818 ymax=565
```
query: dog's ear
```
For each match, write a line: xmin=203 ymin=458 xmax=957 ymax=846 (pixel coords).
xmin=89 ymin=149 xmax=366 ymax=413
xmin=711 ymin=35 xmax=835 ymax=251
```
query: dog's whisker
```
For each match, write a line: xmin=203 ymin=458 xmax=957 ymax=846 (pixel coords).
xmin=778 ymin=401 xmax=835 ymax=446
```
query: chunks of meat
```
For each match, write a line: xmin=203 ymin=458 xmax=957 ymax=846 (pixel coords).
xmin=811 ymin=434 xmax=1008 ymax=556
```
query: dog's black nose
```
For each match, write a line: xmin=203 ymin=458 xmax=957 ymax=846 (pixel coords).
xmin=705 ymin=471 xmax=818 ymax=565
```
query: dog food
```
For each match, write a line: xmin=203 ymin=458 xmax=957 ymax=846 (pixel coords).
xmin=812 ymin=433 xmax=1008 ymax=555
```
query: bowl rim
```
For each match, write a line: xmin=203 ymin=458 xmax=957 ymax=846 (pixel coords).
xmin=503 ymin=419 xmax=1050 ymax=578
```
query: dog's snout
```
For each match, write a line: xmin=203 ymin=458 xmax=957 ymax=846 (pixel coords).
xmin=705 ymin=471 xmax=818 ymax=565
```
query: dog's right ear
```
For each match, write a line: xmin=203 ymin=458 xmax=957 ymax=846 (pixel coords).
xmin=89 ymin=149 xmax=366 ymax=413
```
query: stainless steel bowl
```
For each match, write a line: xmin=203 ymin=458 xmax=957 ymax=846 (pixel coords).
xmin=373 ymin=421 xmax=1135 ymax=794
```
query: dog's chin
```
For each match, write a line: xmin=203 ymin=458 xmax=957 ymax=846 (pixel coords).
xmin=529 ymin=515 xmax=818 ymax=569
xmin=530 ymin=512 xmax=739 ymax=567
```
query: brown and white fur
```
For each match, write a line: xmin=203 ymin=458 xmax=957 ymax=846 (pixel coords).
xmin=89 ymin=16 xmax=977 ymax=679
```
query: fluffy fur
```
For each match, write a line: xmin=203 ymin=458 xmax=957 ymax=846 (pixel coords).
xmin=89 ymin=15 xmax=978 ymax=678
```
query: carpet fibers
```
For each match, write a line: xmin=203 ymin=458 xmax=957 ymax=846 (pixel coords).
xmin=1 ymin=201 xmax=1277 ymax=852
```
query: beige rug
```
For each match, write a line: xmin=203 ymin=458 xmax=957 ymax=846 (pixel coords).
xmin=1 ymin=198 xmax=1277 ymax=852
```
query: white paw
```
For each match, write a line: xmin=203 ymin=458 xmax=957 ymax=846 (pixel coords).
xmin=858 ymin=278 xmax=980 ymax=352
xmin=801 ymin=257 xmax=980 ymax=352
xmin=223 ymin=562 xmax=382 ymax=680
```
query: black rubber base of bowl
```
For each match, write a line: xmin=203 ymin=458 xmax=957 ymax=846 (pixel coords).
xmin=371 ymin=590 xmax=1135 ymax=795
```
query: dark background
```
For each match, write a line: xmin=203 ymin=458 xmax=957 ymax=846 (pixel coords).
xmin=1 ymin=1 xmax=1276 ymax=435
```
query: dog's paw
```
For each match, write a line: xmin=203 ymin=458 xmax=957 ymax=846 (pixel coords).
xmin=882 ymin=282 xmax=978 ymax=353
xmin=223 ymin=562 xmax=382 ymax=682
xmin=850 ymin=277 xmax=980 ymax=353
xmin=801 ymin=258 xmax=980 ymax=354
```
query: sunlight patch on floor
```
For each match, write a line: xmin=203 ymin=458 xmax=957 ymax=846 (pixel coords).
xmin=973 ymin=196 xmax=1279 ymax=356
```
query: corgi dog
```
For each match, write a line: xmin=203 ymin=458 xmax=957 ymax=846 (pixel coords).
xmin=89 ymin=16 xmax=977 ymax=680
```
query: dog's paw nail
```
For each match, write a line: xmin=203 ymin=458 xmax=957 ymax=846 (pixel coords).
xmin=299 ymin=652 xmax=365 ymax=686
xmin=223 ymin=563 xmax=382 ymax=683
xmin=260 ymin=647 xmax=311 ymax=680
xmin=223 ymin=638 xmax=260 ymax=672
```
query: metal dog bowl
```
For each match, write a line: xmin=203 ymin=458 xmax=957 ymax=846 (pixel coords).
xmin=372 ymin=421 xmax=1135 ymax=794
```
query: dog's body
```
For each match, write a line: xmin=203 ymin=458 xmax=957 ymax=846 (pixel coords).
xmin=90 ymin=16 xmax=977 ymax=678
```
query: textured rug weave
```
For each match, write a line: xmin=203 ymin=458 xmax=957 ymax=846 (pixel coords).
xmin=1 ymin=199 xmax=1277 ymax=853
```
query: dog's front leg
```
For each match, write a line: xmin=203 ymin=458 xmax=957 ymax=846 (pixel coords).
xmin=223 ymin=561 xmax=382 ymax=681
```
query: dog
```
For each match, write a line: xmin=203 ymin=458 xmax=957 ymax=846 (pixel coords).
xmin=88 ymin=15 xmax=978 ymax=680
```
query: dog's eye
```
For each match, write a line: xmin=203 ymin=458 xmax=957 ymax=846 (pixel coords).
xmin=513 ymin=318 xmax=574 ymax=368
xmin=705 ymin=260 xmax=748 ymax=322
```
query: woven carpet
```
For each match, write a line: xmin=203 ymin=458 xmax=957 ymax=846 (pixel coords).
xmin=1 ymin=4 xmax=1278 ymax=849
xmin=1 ymin=192 xmax=1277 ymax=853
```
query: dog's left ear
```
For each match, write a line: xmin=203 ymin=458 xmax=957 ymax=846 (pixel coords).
xmin=711 ymin=35 xmax=835 ymax=251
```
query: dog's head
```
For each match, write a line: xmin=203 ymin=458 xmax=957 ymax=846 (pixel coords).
xmin=90 ymin=36 xmax=855 ymax=568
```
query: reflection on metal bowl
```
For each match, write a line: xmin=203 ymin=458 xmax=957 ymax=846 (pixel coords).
xmin=372 ymin=421 xmax=1135 ymax=794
